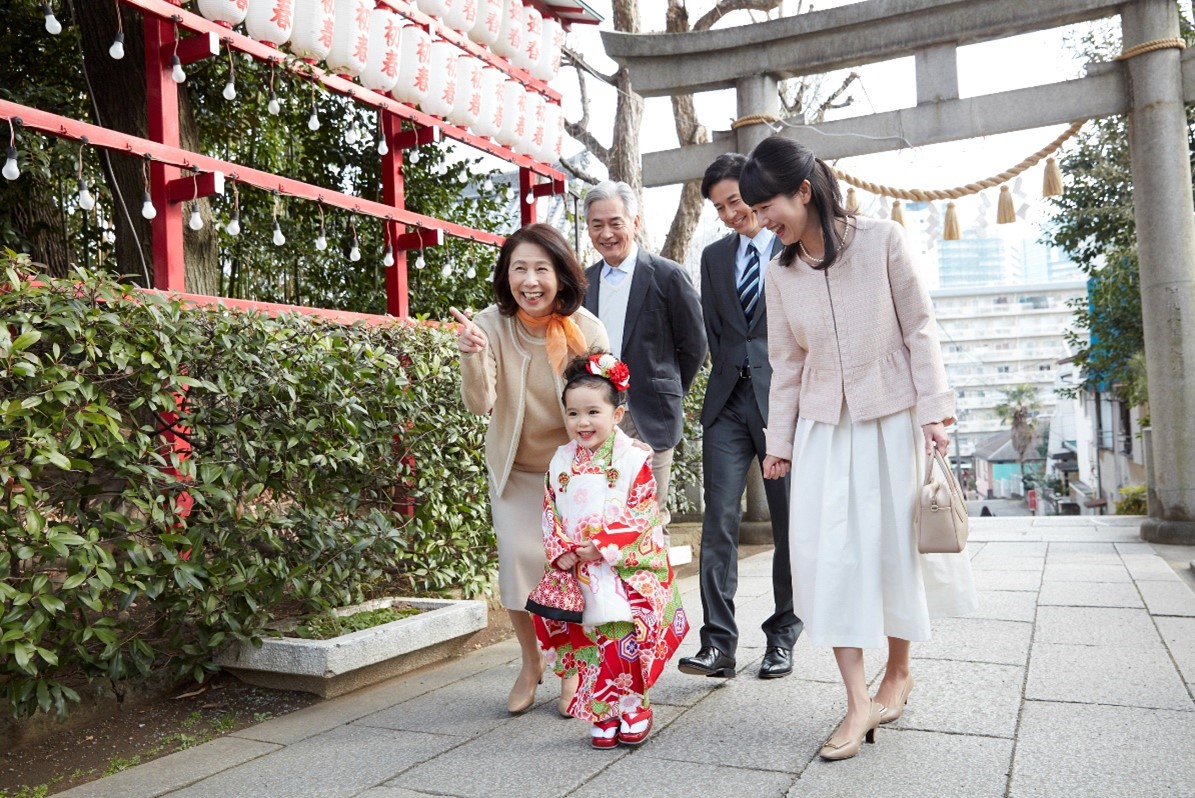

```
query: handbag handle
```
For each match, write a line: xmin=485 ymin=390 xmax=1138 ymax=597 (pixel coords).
xmin=924 ymin=448 xmax=966 ymax=508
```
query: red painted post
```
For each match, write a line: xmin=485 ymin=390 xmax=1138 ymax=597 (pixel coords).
xmin=519 ymin=166 xmax=536 ymax=225
xmin=381 ymin=113 xmax=409 ymax=318
xmin=144 ymin=10 xmax=185 ymax=291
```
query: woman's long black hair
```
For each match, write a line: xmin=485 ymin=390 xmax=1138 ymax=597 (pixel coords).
xmin=739 ymin=137 xmax=850 ymax=270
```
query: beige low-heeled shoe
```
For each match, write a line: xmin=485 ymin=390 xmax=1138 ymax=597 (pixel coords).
xmin=507 ymin=659 xmax=545 ymax=715
xmin=878 ymin=675 xmax=915 ymax=724
xmin=819 ymin=701 xmax=884 ymax=761
xmin=558 ymin=672 xmax=579 ymax=717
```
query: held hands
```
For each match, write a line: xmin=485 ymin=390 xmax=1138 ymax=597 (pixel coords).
xmin=762 ymin=455 xmax=790 ymax=480
xmin=449 ymin=307 xmax=487 ymax=354
xmin=553 ymin=543 xmax=602 ymax=571
xmin=922 ymin=422 xmax=950 ymax=456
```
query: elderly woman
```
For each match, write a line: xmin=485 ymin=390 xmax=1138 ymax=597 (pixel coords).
xmin=452 ymin=224 xmax=608 ymax=715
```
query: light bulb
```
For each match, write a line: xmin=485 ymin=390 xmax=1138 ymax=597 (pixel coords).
xmin=2 ymin=147 xmax=19 ymax=180
xmin=188 ymin=206 xmax=203 ymax=231
xmin=76 ymin=179 xmax=95 ymax=211
xmin=315 ymin=233 xmax=327 ymax=251
xmin=222 ymin=80 xmax=237 ymax=101
xmin=377 ymin=136 xmax=389 ymax=155
xmin=409 ymin=150 xmax=420 ymax=164
xmin=466 ymin=265 xmax=477 ymax=279
xmin=268 ymin=93 xmax=280 ymax=115
xmin=225 ymin=214 xmax=241 ymax=236
xmin=349 ymin=243 xmax=361 ymax=262
xmin=307 ymin=112 xmax=320 ymax=131
xmin=383 ymin=246 xmax=395 ymax=267
xmin=43 ymin=4 xmax=62 ymax=35
xmin=140 ymin=191 xmax=156 ymax=220
xmin=344 ymin=128 xmax=358 ymax=145
xmin=272 ymin=221 xmax=285 ymax=246
xmin=458 ymin=171 xmax=469 ymax=183
xmin=109 ymin=32 xmax=125 ymax=60
xmin=415 ymin=254 xmax=426 ymax=270
xmin=524 ymin=193 xmax=535 ymax=205
xmin=171 ymin=55 xmax=186 ymax=84
xmin=440 ymin=263 xmax=452 ymax=278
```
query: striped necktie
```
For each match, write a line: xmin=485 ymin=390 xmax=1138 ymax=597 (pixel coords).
xmin=738 ymin=243 xmax=761 ymax=323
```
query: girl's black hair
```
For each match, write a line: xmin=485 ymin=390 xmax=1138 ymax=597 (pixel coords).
xmin=561 ymin=351 xmax=627 ymax=408
xmin=738 ymin=136 xmax=851 ymax=270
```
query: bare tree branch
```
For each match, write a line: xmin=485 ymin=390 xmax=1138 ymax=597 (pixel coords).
xmin=810 ymin=71 xmax=860 ymax=123
xmin=561 ymin=47 xmax=616 ymax=86
xmin=558 ymin=157 xmax=603 ymax=187
xmin=693 ymin=0 xmax=784 ymax=31
xmin=564 ymin=66 xmax=612 ymax=166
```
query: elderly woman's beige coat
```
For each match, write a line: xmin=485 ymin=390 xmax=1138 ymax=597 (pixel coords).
xmin=764 ymin=215 xmax=955 ymax=459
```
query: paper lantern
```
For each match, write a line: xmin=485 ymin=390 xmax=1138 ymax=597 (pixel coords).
xmin=492 ymin=0 xmax=523 ymax=60
xmin=361 ymin=8 xmax=402 ymax=93
xmin=326 ymin=0 xmax=371 ymax=78
xmin=474 ymin=66 xmax=504 ymax=139
xmin=532 ymin=17 xmax=563 ymax=82
xmin=540 ymin=101 xmax=563 ymax=162
xmin=496 ymin=79 xmax=525 ymax=148
xmin=518 ymin=90 xmax=544 ymax=156
xmin=290 ymin=0 xmax=336 ymax=64
xmin=416 ymin=0 xmax=449 ymax=15
xmin=444 ymin=0 xmax=478 ymax=32
xmin=393 ymin=25 xmax=432 ymax=106
xmin=246 ymin=0 xmax=294 ymax=47
xmin=469 ymin=0 xmax=500 ymax=46
xmin=422 ymin=41 xmax=459 ymax=118
xmin=512 ymin=5 xmax=540 ymax=72
xmin=449 ymin=56 xmax=483 ymax=130
xmin=198 ymin=0 xmax=249 ymax=27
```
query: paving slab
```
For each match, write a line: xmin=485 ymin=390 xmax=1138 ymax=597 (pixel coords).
xmin=787 ymin=636 xmax=886 ymax=685
xmin=889 ymin=659 xmax=1023 ymax=738
xmin=1026 ymin=642 xmax=1192 ymax=710
xmin=164 ymin=725 xmax=457 ymax=798
xmin=787 ymin=729 xmax=1012 ymax=797
xmin=971 ymin=541 xmax=1048 ymax=557
xmin=55 ymin=737 xmax=283 ymax=798
xmin=1154 ymin=616 xmax=1195 ymax=687
xmin=1119 ymin=554 xmax=1186 ymax=581
xmin=1011 ymin=702 xmax=1195 ymax=798
xmin=353 ymin=788 xmax=442 ymax=798
xmin=1033 ymin=606 xmax=1161 ymax=648
xmin=644 ymin=677 xmax=840 ymax=774
xmin=1041 ymin=562 xmax=1132 ymax=583
xmin=917 ymin=618 xmax=1032 ymax=667
xmin=969 ymin=590 xmax=1038 ymax=623
xmin=1044 ymin=541 xmax=1120 ymax=560
xmin=1137 ymin=580 xmax=1195 ymax=616
xmin=971 ymin=569 xmax=1042 ymax=592
xmin=1037 ymin=581 xmax=1144 ymax=608
xmin=572 ymin=757 xmax=794 ymax=798
xmin=969 ymin=553 xmax=1045 ymax=572
xmin=386 ymin=705 xmax=679 ymax=798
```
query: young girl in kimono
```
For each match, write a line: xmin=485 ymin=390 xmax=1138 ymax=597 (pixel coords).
xmin=533 ymin=352 xmax=689 ymax=749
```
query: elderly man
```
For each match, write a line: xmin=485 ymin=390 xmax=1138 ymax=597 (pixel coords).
xmin=581 ymin=181 xmax=707 ymax=535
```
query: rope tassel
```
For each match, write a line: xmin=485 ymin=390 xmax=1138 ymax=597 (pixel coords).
xmin=997 ymin=185 xmax=1016 ymax=224
xmin=1043 ymin=157 xmax=1063 ymax=196
xmin=846 ymin=187 xmax=859 ymax=213
xmin=890 ymin=199 xmax=905 ymax=227
xmin=943 ymin=202 xmax=961 ymax=240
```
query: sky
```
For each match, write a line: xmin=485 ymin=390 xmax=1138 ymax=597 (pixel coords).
xmin=547 ymin=0 xmax=1187 ymax=270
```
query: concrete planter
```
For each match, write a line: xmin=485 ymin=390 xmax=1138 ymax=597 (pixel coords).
xmin=217 ymin=597 xmax=487 ymax=698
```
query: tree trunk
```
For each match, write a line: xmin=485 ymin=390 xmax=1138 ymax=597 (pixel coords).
xmin=77 ymin=3 xmax=219 ymax=294
xmin=609 ymin=1 xmax=644 ymax=214
xmin=9 ymin=176 xmax=71 ymax=278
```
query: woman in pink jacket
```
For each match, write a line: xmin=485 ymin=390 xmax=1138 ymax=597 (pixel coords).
xmin=740 ymin=137 xmax=976 ymax=762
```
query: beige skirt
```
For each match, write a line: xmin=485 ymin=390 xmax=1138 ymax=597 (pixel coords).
xmin=491 ymin=467 xmax=549 ymax=611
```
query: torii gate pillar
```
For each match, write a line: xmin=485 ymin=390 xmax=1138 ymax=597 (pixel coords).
xmin=1124 ymin=0 xmax=1195 ymax=543
xmin=736 ymin=74 xmax=780 ymax=154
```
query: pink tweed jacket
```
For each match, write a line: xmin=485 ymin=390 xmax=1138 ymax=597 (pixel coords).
xmin=764 ymin=215 xmax=955 ymax=460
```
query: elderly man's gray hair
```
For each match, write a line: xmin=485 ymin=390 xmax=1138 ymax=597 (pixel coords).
xmin=584 ymin=181 xmax=639 ymax=220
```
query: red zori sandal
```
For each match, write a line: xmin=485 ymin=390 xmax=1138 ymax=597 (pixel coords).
xmin=618 ymin=708 xmax=653 ymax=746
xmin=591 ymin=717 xmax=620 ymax=750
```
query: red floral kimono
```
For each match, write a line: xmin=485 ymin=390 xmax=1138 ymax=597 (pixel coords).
xmin=534 ymin=429 xmax=688 ymax=722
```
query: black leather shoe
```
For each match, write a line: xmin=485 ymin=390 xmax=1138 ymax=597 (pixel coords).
xmin=759 ymin=646 xmax=793 ymax=679
xmin=677 ymin=646 xmax=736 ymax=677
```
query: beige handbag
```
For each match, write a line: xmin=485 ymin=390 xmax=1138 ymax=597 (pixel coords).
xmin=916 ymin=448 xmax=970 ymax=554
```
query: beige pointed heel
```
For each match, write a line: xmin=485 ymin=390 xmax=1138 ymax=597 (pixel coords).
xmin=819 ymin=701 xmax=883 ymax=761
xmin=878 ymin=675 xmax=915 ymax=724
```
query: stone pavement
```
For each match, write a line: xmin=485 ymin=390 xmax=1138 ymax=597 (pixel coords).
xmin=59 ymin=516 xmax=1195 ymax=798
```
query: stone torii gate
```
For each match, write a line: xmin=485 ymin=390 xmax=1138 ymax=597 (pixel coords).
xmin=603 ymin=0 xmax=1195 ymax=543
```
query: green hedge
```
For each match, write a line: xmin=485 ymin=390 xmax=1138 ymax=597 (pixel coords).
xmin=0 ymin=254 xmax=490 ymax=720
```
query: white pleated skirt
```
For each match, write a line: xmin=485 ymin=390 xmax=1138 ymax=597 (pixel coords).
xmin=789 ymin=402 xmax=977 ymax=649
xmin=492 ymin=468 xmax=549 ymax=611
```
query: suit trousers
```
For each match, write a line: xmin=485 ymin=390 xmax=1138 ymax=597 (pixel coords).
xmin=618 ymin=413 xmax=674 ymax=542
xmin=699 ymin=377 xmax=802 ymax=654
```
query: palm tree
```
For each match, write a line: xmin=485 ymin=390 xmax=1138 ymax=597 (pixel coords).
xmin=994 ymin=385 xmax=1042 ymax=482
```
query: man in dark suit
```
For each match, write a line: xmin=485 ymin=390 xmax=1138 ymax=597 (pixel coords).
xmin=581 ymin=180 xmax=706 ymax=534
xmin=677 ymin=154 xmax=802 ymax=680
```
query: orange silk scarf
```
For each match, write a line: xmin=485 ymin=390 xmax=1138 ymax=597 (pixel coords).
xmin=516 ymin=310 xmax=588 ymax=373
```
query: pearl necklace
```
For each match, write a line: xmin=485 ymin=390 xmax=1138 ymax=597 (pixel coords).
xmin=797 ymin=220 xmax=851 ymax=265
